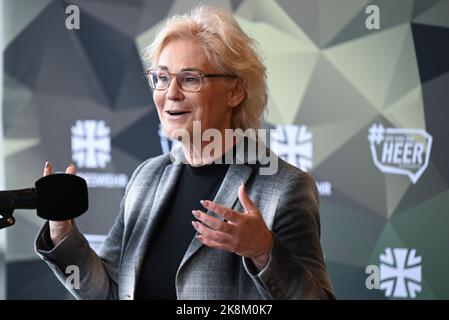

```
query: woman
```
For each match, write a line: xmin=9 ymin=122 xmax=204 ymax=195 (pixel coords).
xmin=36 ymin=5 xmax=335 ymax=300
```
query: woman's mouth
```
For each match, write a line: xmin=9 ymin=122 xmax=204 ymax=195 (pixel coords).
xmin=165 ymin=110 xmax=192 ymax=119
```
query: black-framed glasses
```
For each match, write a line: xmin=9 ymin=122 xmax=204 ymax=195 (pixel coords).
xmin=146 ymin=68 xmax=237 ymax=92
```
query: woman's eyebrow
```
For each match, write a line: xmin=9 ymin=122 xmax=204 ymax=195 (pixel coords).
xmin=180 ymin=67 xmax=201 ymax=72
xmin=157 ymin=65 xmax=169 ymax=70
xmin=157 ymin=65 xmax=201 ymax=72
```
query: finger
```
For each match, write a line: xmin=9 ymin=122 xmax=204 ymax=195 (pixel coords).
xmin=63 ymin=164 xmax=76 ymax=226
xmin=200 ymin=200 xmax=241 ymax=223
xmin=191 ymin=221 xmax=232 ymax=244
xmin=43 ymin=162 xmax=53 ymax=176
xmin=196 ymin=234 xmax=228 ymax=251
xmin=238 ymin=183 xmax=257 ymax=214
xmin=192 ymin=210 xmax=233 ymax=234
xmin=65 ymin=163 xmax=76 ymax=175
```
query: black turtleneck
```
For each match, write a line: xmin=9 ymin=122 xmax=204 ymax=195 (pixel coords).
xmin=134 ymin=161 xmax=230 ymax=300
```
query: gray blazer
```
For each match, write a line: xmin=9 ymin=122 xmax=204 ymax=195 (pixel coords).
xmin=35 ymin=146 xmax=335 ymax=300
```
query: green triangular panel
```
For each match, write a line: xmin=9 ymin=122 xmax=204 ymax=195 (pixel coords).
xmin=383 ymin=24 xmax=421 ymax=107
xmin=414 ymin=0 xmax=449 ymax=28
xmin=317 ymin=0 xmax=370 ymax=48
xmin=3 ymin=0 xmax=51 ymax=49
xmin=236 ymin=0 xmax=317 ymax=46
xmin=320 ymin=199 xmax=385 ymax=268
xmin=324 ymin=24 xmax=411 ymax=109
xmin=383 ymin=86 xmax=426 ymax=129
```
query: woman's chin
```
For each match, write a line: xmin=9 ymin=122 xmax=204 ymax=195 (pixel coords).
xmin=163 ymin=124 xmax=192 ymax=141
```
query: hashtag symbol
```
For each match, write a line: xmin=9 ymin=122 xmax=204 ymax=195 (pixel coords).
xmin=368 ymin=124 xmax=385 ymax=144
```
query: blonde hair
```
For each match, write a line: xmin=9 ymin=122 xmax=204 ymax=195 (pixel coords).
xmin=143 ymin=5 xmax=268 ymax=130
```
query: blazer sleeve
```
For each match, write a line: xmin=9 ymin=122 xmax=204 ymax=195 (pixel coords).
xmin=243 ymin=171 xmax=336 ymax=299
xmin=34 ymin=159 xmax=150 ymax=300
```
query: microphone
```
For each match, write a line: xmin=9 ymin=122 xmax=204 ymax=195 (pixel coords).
xmin=0 ymin=174 xmax=88 ymax=229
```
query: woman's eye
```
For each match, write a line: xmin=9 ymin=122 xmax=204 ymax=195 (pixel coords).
xmin=158 ymin=76 xmax=169 ymax=82
xmin=183 ymin=76 xmax=199 ymax=83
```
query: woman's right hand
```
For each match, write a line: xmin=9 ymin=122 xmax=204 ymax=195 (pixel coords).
xmin=43 ymin=162 xmax=75 ymax=246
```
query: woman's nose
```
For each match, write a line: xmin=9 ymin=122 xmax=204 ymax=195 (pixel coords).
xmin=166 ymin=76 xmax=184 ymax=101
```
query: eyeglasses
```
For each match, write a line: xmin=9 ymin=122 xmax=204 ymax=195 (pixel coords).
xmin=146 ymin=68 xmax=237 ymax=93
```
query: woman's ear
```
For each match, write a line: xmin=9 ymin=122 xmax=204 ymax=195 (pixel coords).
xmin=228 ymin=78 xmax=246 ymax=108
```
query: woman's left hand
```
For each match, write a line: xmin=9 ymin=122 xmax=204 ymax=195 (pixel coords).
xmin=192 ymin=183 xmax=273 ymax=271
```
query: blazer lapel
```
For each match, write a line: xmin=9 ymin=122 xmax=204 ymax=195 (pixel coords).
xmin=132 ymin=159 xmax=183 ymax=284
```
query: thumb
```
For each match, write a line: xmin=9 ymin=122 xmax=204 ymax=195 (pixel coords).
xmin=238 ymin=183 xmax=257 ymax=214
xmin=65 ymin=163 xmax=77 ymax=175
xmin=43 ymin=161 xmax=53 ymax=177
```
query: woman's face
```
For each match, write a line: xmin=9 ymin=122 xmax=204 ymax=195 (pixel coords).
xmin=153 ymin=38 xmax=240 ymax=141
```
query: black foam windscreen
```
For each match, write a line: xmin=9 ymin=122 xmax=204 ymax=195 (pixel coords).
xmin=35 ymin=174 xmax=89 ymax=221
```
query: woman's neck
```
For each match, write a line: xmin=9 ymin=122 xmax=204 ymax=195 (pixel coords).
xmin=181 ymin=137 xmax=237 ymax=167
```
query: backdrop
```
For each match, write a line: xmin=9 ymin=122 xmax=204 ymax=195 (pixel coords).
xmin=1 ymin=0 xmax=448 ymax=299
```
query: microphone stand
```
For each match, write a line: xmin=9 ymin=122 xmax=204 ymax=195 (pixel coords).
xmin=0 ymin=188 xmax=37 ymax=229
xmin=0 ymin=209 xmax=15 ymax=229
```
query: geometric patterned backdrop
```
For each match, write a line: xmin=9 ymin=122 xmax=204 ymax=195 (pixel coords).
xmin=1 ymin=0 xmax=449 ymax=299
